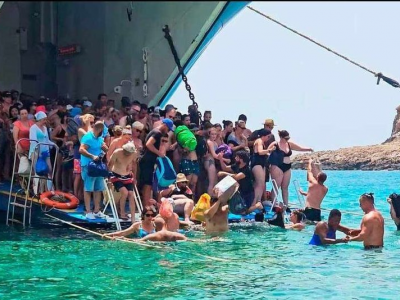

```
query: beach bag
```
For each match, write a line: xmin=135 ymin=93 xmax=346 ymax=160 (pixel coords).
xmin=190 ymin=193 xmax=211 ymax=222
xmin=87 ymin=160 xmax=109 ymax=178
xmin=175 ymin=125 xmax=197 ymax=152
xmin=216 ymin=143 xmax=233 ymax=159
xmin=160 ymin=198 xmax=174 ymax=219
xmin=154 ymin=157 xmax=177 ymax=189
xmin=35 ymin=155 xmax=49 ymax=176
xmin=18 ymin=155 xmax=31 ymax=175
xmin=228 ymin=192 xmax=248 ymax=215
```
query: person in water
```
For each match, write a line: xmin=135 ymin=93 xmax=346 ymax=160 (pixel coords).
xmin=141 ymin=198 xmax=188 ymax=242
xmin=103 ymin=206 xmax=157 ymax=239
xmin=204 ymin=188 xmax=230 ymax=235
xmin=346 ymin=193 xmax=384 ymax=250
xmin=387 ymin=193 xmax=400 ymax=230
xmin=299 ymin=158 xmax=328 ymax=222
xmin=309 ymin=209 xmax=350 ymax=246
xmin=267 ymin=206 xmax=306 ymax=230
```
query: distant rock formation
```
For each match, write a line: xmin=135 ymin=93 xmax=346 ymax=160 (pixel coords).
xmin=292 ymin=106 xmax=400 ymax=171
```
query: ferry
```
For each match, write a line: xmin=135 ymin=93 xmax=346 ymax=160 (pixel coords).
xmin=0 ymin=1 xmax=299 ymax=227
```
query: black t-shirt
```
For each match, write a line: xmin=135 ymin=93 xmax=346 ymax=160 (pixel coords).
xmin=232 ymin=164 xmax=253 ymax=195
xmin=142 ymin=128 xmax=162 ymax=161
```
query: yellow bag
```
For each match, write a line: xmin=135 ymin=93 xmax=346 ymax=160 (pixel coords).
xmin=190 ymin=193 xmax=211 ymax=222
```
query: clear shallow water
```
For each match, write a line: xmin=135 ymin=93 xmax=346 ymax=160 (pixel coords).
xmin=1 ymin=170 xmax=400 ymax=300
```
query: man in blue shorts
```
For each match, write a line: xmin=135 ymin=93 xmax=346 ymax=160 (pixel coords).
xmin=79 ymin=121 xmax=108 ymax=220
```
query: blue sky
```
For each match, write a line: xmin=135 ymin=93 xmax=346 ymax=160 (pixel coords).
xmin=170 ymin=2 xmax=400 ymax=151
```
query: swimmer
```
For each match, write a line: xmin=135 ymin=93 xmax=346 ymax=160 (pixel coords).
xmin=346 ymin=193 xmax=384 ymax=250
xmin=387 ymin=193 xmax=400 ymax=230
xmin=300 ymin=158 xmax=328 ymax=222
xmin=285 ymin=210 xmax=306 ymax=231
xmin=309 ymin=209 xmax=350 ymax=246
xmin=204 ymin=188 xmax=229 ymax=235
xmin=103 ymin=206 xmax=157 ymax=239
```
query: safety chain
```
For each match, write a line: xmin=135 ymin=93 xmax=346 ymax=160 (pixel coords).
xmin=247 ymin=6 xmax=399 ymax=88
xmin=162 ymin=25 xmax=203 ymax=120
xmin=143 ymin=48 xmax=148 ymax=97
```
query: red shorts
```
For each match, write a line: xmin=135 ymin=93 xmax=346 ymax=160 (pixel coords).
xmin=73 ymin=159 xmax=82 ymax=174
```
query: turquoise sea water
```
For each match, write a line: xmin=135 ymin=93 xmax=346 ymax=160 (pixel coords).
xmin=1 ymin=170 xmax=400 ymax=300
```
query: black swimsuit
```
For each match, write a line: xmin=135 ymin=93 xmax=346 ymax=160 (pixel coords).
xmin=251 ymin=143 xmax=267 ymax=168
xmin=269 ymin=143 xmax=292 ymax=173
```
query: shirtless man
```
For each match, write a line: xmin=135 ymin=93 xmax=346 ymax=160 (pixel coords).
xmin=108 ymin=142 xmax=137 ymax=221
xmin=106 ymin=126 xmax=132 ymax=161
xmin=140 ymin=218 xmax=187 ymax=242
xmin=153 ymin=198 xmax=191 ymax=232
xmin=346 ymin=193 xmax=384 ymax=250
xmin=204 ymin=189 xmax=230 ymax=235
xmin=299 ymin=158 xmax=328 ymax=222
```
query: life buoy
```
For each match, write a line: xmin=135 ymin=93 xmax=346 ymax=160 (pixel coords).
xmin=40 ymin=191 xmax=79 ymax=209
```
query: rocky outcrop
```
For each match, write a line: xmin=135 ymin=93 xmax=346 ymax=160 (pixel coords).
xmin=292 ymin=106 xmax=400 ymax=171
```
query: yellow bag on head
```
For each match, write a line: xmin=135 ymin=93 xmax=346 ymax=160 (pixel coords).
xmin=190 ymin=193 xmax=211 ymax=222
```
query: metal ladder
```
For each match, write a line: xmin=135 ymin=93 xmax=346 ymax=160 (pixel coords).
xmin=6 ymin=140 xmax=58 ymax=227
xmin=102 ymin=178 xmax=122 ymax=231
xmin=293 ymin=179 xmax=306 ymax=209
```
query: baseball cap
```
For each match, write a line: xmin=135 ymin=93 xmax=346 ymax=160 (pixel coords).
xmin=70 ymin=107 xmax=82 ymax=118
xmin=66 ymin=105 xmax=73 ymax=110
xmin=132 ymin=121 xmax=144 ymax=131
xmin=36 ymin=105 xmax=47 ymax=113
xmin=263 ymin=119 xmax=276 ymax=127
xmin=34 ymin=111 xmax=47 ymax=121
xmin=83 ymin=100 xmax=92 ymax=107
xmin=122 ymin=142 xmax=136 ymax=153
xmin=162 ymin=118 xmax=174 ymax=132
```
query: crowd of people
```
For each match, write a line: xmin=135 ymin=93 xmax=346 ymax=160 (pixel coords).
xmin=0 ymin=89 xmax=395 ymax=248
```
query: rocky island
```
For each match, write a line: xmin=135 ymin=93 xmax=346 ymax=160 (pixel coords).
xmin=292 ymin=106 xmax=400 ymax=171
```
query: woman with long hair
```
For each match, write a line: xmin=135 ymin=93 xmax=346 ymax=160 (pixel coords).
xmin=221 ymin=120 xmax=233 ymax=145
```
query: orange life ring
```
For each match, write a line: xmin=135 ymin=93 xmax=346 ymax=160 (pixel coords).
xmin=40 ymin=191 xmax=79 ymax=209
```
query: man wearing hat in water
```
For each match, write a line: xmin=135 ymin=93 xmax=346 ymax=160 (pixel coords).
xmin=108 ymin=141 xmax=138 ymax=222
xmin=158 ymin=173 xmax=195 ymax=223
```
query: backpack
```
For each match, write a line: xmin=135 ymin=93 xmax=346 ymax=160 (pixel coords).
xmin=35 ymin=155 xmax=49 ymax=176
xmin=175 ymin=125 xmax=197 ymax=151
xmin=153 ymin=157 xmax=177 ymax=189
xmin=190 ymin=193 xmax=211 ymax=222
xmin=228 ymin=192 xmax=248 ymax=215
xmin=195 ymin=136 xmax=208 ymax=158
xmin=216 ymin=143 xmax=233 ymax=159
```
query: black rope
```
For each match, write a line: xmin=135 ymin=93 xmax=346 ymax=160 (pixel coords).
xmin=247 ymin=5 xmax=399 ymax=88
xmin=162 ymin=25 xmax=202 ymax=122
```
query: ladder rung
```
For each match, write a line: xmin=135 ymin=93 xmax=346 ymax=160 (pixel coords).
xmin=10 ymin=202 xmax=30 ymax=208
xmin=8 ymin=219 xmax=23 ymax=224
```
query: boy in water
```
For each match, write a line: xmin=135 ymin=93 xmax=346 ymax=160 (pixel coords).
xmin=300 ymin=158 xmax=328 ymax=222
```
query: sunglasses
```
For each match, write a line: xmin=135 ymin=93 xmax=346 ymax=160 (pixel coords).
xmin=145 ymin=213 xmax=154 ymax=217
xmin=134 ymin=129 xmax=142 ymax=133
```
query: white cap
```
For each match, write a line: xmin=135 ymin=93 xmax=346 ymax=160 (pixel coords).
xmin=122 ymin=141 xmax=136 ymax=153
xmin=122 ymin=128 xmax=132 ymax=135
xmin=66 ymin=105 xmax=73 ymax=110
xmin=35 ymin=111 xmax=47 ymax=121
xmin=132 ymin=121 xmax=144 ymax=131
xmin=83 ymin=101 xmax=92 ymax=107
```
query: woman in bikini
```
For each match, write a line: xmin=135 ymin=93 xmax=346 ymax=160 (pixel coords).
xmin=213 ymin=123 xmax=224 ymax=146
xmin=104 ymin=207 xmax=157 ymax=239
xmin=204 ymin=128 xmax=230 ymax=195
xmin=268 ymin=130 xmax=313 ymax=211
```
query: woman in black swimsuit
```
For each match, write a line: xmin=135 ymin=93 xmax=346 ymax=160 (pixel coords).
xmin=251 ymin=129 xmax=272 ymax=204
xmin=268 ymin=130 xmax=313 ymax=210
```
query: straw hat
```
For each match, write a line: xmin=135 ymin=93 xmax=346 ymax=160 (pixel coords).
xmin=176 ymin=173 xmax=189 ymax=183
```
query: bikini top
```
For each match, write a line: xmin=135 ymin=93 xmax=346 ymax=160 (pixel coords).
xmin=138 ymin=222 xmax=156 ymax=238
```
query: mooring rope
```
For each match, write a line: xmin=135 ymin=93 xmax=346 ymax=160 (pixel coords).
xmin=247 ymin=5 xmax=400 ymax=88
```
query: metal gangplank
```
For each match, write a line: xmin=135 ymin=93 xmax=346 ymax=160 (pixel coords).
xmin=6 ymin=139 xmax=59 ymax=227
